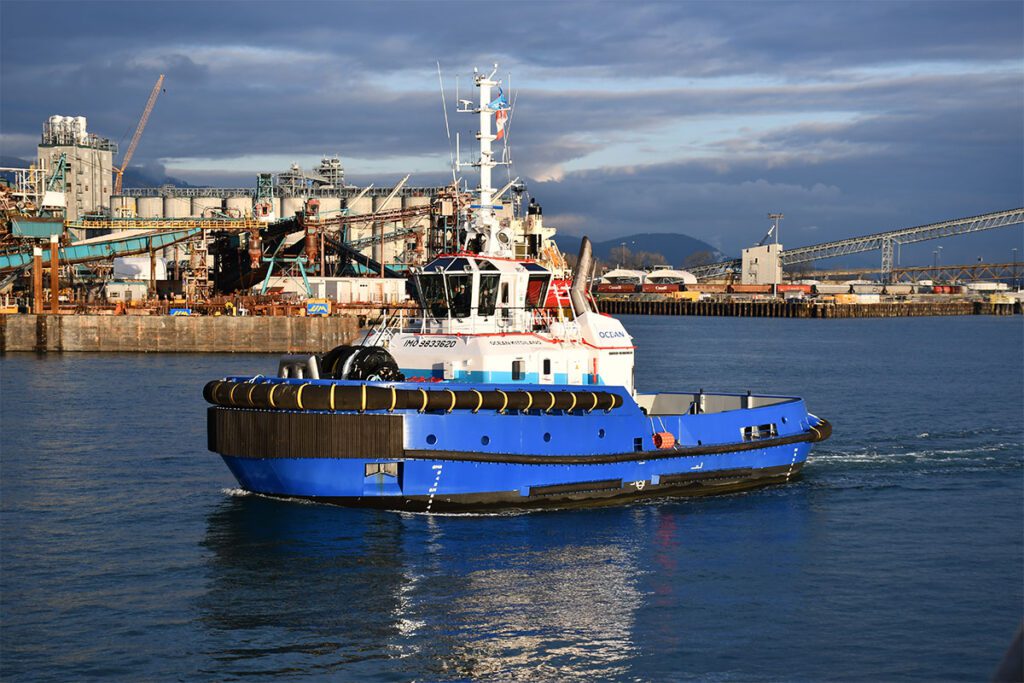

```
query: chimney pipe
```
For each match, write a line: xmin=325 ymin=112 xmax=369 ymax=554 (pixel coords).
xmin=570 ymin=237 xmax=594 ymax=316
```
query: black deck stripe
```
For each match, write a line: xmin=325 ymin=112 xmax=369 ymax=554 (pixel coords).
xmin=529 ymin=478 xmax=622 ymax=496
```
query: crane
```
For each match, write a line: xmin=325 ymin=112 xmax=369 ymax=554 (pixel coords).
xmin=113 ymin=74 xmax=165 ymax=195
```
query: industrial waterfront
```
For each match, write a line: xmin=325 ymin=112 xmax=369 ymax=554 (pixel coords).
xmin=1 ymin=99 xmax=1021 ymax=335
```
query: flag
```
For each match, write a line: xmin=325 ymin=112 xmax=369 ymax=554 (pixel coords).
xmin=489 ymin=88 xmax=509 ymax=140
xmin=488 ymin=88 xmax=507 ymax=111
xmin=495 ymin=109 xmax=508 ymax=140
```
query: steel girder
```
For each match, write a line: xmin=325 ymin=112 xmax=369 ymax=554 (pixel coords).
xmin=689 ymin=208 xmax=1024 ymax=279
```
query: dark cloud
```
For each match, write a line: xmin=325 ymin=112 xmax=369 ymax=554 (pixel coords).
xmin=1 ymin=0 xmax=1021 ymax=262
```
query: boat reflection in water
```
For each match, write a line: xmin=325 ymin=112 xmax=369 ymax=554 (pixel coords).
xmin=198 ymin=493 xmax=644 ymax=680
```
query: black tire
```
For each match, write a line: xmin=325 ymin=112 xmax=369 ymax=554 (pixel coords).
xmin=319 ymin=345 xmax=404 ymax=381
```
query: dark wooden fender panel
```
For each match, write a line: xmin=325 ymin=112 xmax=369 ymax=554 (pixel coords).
xmin=209 ymin=407 xmax=404 ymax=459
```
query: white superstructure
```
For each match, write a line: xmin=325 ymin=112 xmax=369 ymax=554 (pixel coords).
xmin=365 ymin=65 xmax=636 ymax=392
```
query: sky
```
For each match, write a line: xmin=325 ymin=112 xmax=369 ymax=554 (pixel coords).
xmin=2 ymin=0 xmax=1022 ymax=266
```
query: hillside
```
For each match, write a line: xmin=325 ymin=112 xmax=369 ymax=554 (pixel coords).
xmin=0 ymin=156 xmax=195 ymax=189
xmin=554 ymin=232 xmax=725 ymax=269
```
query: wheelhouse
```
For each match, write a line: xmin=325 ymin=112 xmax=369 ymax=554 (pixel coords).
xmin=411 ymin=256 xmax=552 ymax=333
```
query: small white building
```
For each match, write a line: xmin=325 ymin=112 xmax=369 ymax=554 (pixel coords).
xmin=105 ymin=281 xmax=149 ymax=302
xmin=113 ymin=256 xmax=167 ymax=281
xmin=261 ymin=276 xmax=409 ymax=304
xmin=741 ymin=244 xmax=782 ymax=285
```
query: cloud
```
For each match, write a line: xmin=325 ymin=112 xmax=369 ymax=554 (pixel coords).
xmin=1 ymin=0 xmax=1020 ymax=263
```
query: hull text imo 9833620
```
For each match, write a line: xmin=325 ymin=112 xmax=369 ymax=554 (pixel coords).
xmin=203 ymin=65 xmax=830 ymax=512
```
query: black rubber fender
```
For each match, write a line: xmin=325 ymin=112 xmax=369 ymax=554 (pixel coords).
xmin=203 ymin=379 xmax=624 ymax=414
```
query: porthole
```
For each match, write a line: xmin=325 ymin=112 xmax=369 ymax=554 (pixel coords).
xmin=697 ymin=440 xmax=703 ymax=446
xmin=543 ymin=432 xmax=552 ymax=442
xmin=426 ymin=434 xmax=437 ymax=445
xmin=781 ymin=417 xmax=788 ymax=424
xmin=481 ymin=436 xmax=490 ymax=446
xmin=598 ymin=429 xmax=606 ymax=439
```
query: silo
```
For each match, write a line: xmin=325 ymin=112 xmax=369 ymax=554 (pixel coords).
xmin=403 ymin=195 xmax=431 ymax=265
xmin=137 ymin=197 xmax=164 ymax=218
xmin=346 ymin=194 xmax=373 ymax=216
xmin=345 ymin=194 xmax=373 ymax=249
xmin=192 ymin=197 xmax=223 ymax=218
xmin=226 ymin=195 xmax=253 ymax=218
xmin=112 ymin=196 xmax=137 ymax=218
xmin=317 ymin=196 xmax=341 ymax=219
xmin=280 ymin=197 xmax=306 ymax=220
xmin=373 ymin=195 xmax=402 ymax=264
xmin=163 ymin=196 xmax=192 ymax=218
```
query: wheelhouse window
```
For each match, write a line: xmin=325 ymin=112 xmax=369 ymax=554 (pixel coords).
xmin=525 ymin=274 xmax=550 ymax=310
xmin=422 ymin=258 xmax=452 ymax=272
xmin=478 ymin=274 xmax=500 ymax=316
xmin=446 ymin=273 xmax=474 ymax=319
xmin=417 ymin=274 xmax=449 ymax=318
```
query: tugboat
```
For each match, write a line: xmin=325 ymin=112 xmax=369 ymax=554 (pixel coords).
xmin=204 ymin=66 xmax=830 ymax=512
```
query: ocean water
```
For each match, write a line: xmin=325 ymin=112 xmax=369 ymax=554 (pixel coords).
xmin=1 ymin=316 xmax=1021 ymax=682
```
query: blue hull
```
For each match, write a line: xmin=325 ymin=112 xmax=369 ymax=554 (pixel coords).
xmin=221 ymin=445 xmax=808 ymax=512
xmin=206 ymin=377 xmax=829 ymax=511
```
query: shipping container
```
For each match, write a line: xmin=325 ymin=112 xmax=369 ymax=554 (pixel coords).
xmin=596 ymin=283 xmax=640 ymax=294
xmin=728 ymin=284 xmax=772 ymax=294
xmin=642 ymin=283 xmax=682 ymax=293
xmin=851 ymin=284 xmax=885 ymax=294
xmin=688 ymin=283 xmax=729 ymax=293
xmin=814 ymin=284 xmax=852 ymax=295
xmin=778 ymin=284 xmax=812 ymax=293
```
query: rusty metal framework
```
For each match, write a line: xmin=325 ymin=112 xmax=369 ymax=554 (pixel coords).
xmin=68 ymin=217 xmax=264 ymax=231
xmin=808 ymin=262 xmax=1022 ymax=284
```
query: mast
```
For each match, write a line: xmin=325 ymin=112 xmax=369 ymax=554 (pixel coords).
xmin=458 ymin=64 xmax=512 ymax=258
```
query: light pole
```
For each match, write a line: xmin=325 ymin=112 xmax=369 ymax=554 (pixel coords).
xmin=1013 ymin=247 xmax=1018 ymax=290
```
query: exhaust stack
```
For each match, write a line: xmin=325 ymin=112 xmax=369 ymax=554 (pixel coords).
xmin=570 ymin=236 xmax=594 ymax=315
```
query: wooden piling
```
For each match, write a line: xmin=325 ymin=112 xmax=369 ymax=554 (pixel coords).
xmin=594 ymin=296 xmax=1006 ymax=318
xmin=49 ymin=236 xmax=59 ymax=314
xmin=31 ymin=247 xmax=43 ymax=315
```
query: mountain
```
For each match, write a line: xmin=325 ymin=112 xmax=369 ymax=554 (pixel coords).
xmin=0 ymin=156 xmax=195 ymax=189
xmin=0 ymin=156 xmax=31 ymax=168
xmin=554 ymin=232 xmax=726 ymax=269
xmin=122 ymin=165 xmax=197 ymax=188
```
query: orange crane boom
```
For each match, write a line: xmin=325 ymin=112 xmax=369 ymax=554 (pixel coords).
xmin=113 ymin=74 xmax=165 ymax=195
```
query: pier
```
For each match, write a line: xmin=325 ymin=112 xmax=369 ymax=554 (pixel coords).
xmin=596 ymin=298 xmax=1020 ymax=318
xmin=0 ymin=313 xmax=360 ymax=353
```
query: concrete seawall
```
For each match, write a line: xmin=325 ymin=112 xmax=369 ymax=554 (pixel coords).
xmin=0 ymin=315 xmax=361 ymax=353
